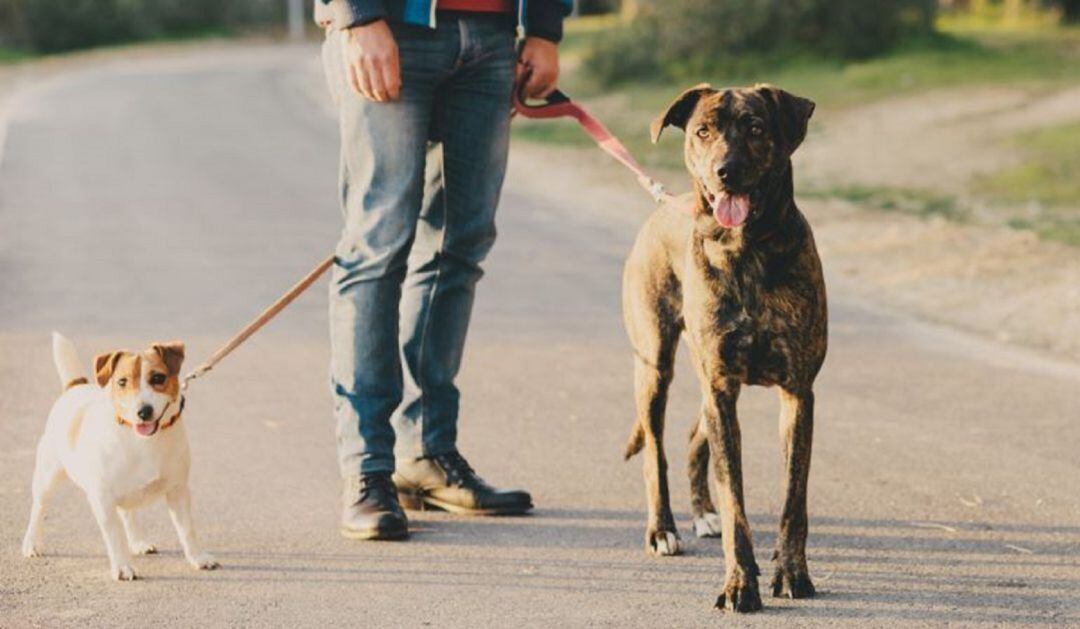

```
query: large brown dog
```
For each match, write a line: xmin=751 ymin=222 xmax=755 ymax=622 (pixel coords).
xmin=622 ymin=84 xmax=826 ymax=612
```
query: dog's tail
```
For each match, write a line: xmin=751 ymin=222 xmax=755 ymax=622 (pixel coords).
xmin=624 ymin=423 xmax=645 ymax=460
xmin=52 ymin=332 xmax=88 ymax=390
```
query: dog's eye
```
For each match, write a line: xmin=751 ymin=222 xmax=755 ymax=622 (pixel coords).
xmin=116 ymin=378 xmax=128 ymax=387
xmin=149 ymin=373 xmax=166 ymax=386
xmin=695 ymin=126 xmax=710 ymax=139
xmin=750 ymin=124 xmax=764 ymax=137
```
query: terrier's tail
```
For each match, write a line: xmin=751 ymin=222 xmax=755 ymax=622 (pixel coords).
xmin=52 ymin=332 xmax=88 ymax=390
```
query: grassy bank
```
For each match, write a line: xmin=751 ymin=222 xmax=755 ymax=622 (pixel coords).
xmin=514 ymin=16 xmax=1080 ymax=246
xmin=979 ymin=121 xmax=1080 ymax=246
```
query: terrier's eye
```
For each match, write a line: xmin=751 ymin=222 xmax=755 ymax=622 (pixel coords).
xmin=750 ymin=124 xmax=764 ymax=137
xmin=695 ymin=126 xmax=710 ymax=139
xmin=149 ymin=373 xmax=166 ymax=386
xmin=117 ymin=378 xmax=128 ymax=387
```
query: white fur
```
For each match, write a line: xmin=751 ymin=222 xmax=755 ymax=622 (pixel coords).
xmin=22 ymin=333 xmax=218 ymax=580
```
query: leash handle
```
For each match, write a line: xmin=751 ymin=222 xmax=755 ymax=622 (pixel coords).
xmin=181 ymin=254 xmax=335 ymax=389
xmin=512 ymin=82 xmax=672 ymax=205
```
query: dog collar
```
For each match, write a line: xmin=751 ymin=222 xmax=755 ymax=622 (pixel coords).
xmin=115 ymin=396 xmax=185 ymax=432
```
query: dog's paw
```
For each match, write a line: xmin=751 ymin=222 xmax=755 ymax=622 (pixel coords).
xmin=129 ymin=541 xmax=157 ymax=555
xmin=21 ymin=539 xmax=43 ymax=558
xmin=188 ymin=553 xmax=220 ymax=570
xmin=692 ymin=512 xmax=722 ymax=538
xmin=112 ymin=564 xmax=137 ymax=581
xmin=646 ymin=529 xmax=682 ymax=557
xmin=715 ymin=572 xmax=763 ymax=613
xmin=771 ymin=563 xmax=815 ymax=599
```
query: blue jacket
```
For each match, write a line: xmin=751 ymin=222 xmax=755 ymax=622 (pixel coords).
xmin=320 ymin=0 xmax=572 ymax=42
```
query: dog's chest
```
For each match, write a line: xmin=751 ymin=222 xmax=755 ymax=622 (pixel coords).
xmin=103 ymin=438 xmax=186 ymax=508
xmin=687 ymin=243 xmax=805 ymax=385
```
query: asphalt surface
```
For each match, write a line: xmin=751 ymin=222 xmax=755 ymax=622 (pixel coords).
xmin=1 ymin=44 xmax=1078 ymax=627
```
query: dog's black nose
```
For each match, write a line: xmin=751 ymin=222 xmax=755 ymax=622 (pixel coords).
xmin=137 ymin=405 xmax=154 ymax=421
xmin=717 ymin=163 xmax=741 ymax=185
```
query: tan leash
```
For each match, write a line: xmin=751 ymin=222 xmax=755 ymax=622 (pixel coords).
xmin=181 ymin=254 xmax=335 ymax=390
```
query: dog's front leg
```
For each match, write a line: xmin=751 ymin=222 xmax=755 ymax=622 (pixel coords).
xmin=703 ymin=384 xmax=762 ymax=613
xmin=633 ymin=355 xmax=681 ymax=556
xmin=772 ymin=388 xmax=816 ymax=599
xmin=166 ymin=486 xmax=219 ymax=570
xmin=87 ymin=496 xmax=136 ymax=581
xmin=119 ymin=508 xmax=157 ymax=555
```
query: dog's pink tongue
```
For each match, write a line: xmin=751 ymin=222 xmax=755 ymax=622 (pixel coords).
xmin=712 ymin=193 xmax=751 ymax=228
xmin=135 ymin=421 xmax=158 ymax=437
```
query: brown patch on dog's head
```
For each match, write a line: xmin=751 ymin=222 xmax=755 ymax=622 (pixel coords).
xmin=95 ymin=342 xmax=185 ymax=437
xmin=94 ymin=350 xmax=128 ymax=388
xmin=652 ymin=83 xmax=815 ymax=230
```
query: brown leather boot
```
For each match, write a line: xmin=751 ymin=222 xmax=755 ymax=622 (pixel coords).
xmin=393 ymin=451 xmax=533 ymax=515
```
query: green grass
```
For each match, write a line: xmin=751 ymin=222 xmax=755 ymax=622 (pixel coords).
xmin=803 ymin=185 xmax=966 ymax=221
xmin=977 ymin=121 xmax=1080 ymax=247
xmin=0 ymin=47 xmax=37 ymax=64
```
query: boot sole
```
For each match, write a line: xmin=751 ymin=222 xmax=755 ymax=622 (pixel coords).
xmin=398 ymin=491 xmax=532 ymax=516
xmin=339 ymin=525 xmax=409 ymax=541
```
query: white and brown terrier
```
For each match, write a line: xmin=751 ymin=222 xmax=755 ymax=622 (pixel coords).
xmin=22 ymin=332 xmax=218 ymax=580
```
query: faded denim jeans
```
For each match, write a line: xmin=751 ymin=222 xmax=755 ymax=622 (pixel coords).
xmin=323 ymin=13 xmax=515 ymax=475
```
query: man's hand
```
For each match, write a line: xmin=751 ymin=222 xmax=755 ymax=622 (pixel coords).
xmin=517 ymin=37 xmax=559 ymax=99
xmin=343 ymin=20 xmax=401 ymax=102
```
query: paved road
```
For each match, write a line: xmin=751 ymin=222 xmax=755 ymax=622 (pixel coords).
xmin=1 ymin=44 xmax=1078 ymax=627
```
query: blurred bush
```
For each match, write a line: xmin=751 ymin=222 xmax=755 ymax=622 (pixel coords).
xmin=585 ymin=0 xmax=939 ymax=84
xmin=0 ymin=0 xmax=286 ymax=53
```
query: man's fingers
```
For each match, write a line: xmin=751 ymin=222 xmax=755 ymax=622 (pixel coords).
xmin=525 ymin=69 xmax=556 ymax=99
xmin=362 ymin=57 xmax=389 ymax=102
xmin=352 ymin=62 xmax=377 ymax=101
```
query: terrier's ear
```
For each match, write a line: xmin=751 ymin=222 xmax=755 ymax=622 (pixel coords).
xmin=93 ymin=351 xmax=124 ymax=387
xmin=756 ymin=84 xmax=816 ymax=154
xmin=650 ymin=84 xmax=715 ymax=143
xmin=152 ymin=341 xmax=186 ymax=376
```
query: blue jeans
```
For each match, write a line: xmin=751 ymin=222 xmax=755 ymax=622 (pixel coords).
xmin=324 ymin=13 xmax=515 ymax=475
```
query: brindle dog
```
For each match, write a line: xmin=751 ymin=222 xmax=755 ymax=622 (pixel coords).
xmin=621 ymin=84 xmax=826 ymax=612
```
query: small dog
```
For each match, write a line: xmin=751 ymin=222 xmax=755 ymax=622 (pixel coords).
xmin=622 ymin=84 xmax=826 ymax=612
xmin=22 ymin=333 xmax=218 ymax=580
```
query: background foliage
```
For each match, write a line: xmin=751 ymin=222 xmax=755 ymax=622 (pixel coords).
xmin=0 ymin=0 xmax=287 ymax=53
xmin=585 ymin=0 xmax=941 ymax=84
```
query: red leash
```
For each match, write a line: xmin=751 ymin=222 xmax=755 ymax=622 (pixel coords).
xmin=512 ymin=85 xmax=673 ymax=205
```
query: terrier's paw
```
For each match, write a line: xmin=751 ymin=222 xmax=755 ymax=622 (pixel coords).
xmin=646 ymin=529 xmax=682 ymax=557
xmin=112 ymin=564 xmax=137 ymax=581
xmin=692 ymin=512 xmax=722 ymax=538
xmin=188 ymin=553 xmax=220 ymax=570
xmin=715 ymin=572 xmax=763 ymax=613
xmin=771 ymin=563 xmax=815 ymax=599
xmin=21 ymin=538 xmax=43 ymax=558
xmin=129 ymin=541 xmax=157 ymax=555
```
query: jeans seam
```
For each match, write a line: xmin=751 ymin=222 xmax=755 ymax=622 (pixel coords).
xmin=414 ymin=158 xmax=451 ymax=458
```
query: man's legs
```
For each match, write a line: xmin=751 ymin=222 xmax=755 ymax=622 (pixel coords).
xmin=328 ymin=25 xmax=441 ymax=478
xmin=393 ymin=15 xmax=515 ymax=461
xmin=390 ymin=14 xmax=531 ymax=515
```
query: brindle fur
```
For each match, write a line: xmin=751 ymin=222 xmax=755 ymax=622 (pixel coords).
xmin=622 ymin=84 xmax=827 ymax=613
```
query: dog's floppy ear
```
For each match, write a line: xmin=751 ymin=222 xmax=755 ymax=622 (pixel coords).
xmin=650 ymin=83 xmax=715 ymax=143
xmin=757 ymin=84 xmax=815 ymax=154
xmin=94 ymin=351 xmax=124 ymax=387
xmin=152 ymin=341 xmax=186 ymax=376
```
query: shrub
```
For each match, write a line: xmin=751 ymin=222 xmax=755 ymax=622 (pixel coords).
xmin=0 ymin=0 xmax=285 ymax=54
xmin=585 ymin=0 xmax=938 ymax=84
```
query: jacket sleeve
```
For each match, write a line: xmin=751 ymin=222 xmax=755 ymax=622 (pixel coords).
xmin=317 ymin=0 xmax=388 ymax=30
xmin=525 ymin=0 xmax=572 ymax=43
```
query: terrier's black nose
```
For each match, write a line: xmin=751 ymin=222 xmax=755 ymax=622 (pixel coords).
xmin=137 ymin=405 xmax=154 ymax=421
